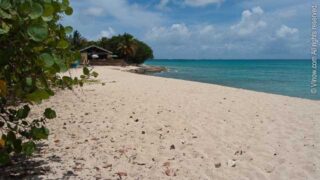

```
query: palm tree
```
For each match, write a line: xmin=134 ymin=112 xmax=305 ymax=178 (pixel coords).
xmin=117 ymin=33 xmax=137 ymax=63
xmin=70 ymin=30 xmax=87 ymax=50
xmin=98 ymin=37 xmax=109 ymax=49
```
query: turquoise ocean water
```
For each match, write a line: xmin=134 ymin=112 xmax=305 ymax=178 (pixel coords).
xmin=145 ymin=60 xmax=320 ymax=100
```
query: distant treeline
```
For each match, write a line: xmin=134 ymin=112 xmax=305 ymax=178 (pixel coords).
xmin=68 ymin=31 xmax=154 ymax=64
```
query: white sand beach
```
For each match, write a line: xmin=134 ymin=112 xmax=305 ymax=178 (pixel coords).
xmin=29 ymin=66 xmax=320 ymax=179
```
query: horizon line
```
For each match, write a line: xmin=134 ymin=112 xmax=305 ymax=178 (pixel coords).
xmin=149 ymin=58 xmax=312 ymax=61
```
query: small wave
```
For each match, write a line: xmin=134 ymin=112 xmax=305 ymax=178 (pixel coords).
xmin=166 ymin=68 xmax=178 ymax=73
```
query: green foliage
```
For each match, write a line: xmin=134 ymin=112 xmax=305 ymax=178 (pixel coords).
xmin=0 ymin=101 xmax=51 ymax=164
xmin=131 ymin=40 xmax=154 ymax=64
xmin=43 ymin=108 xmax=56 ymax=119
xmin=68 ymin=30 xmax=88 ymax=50
xmin=69 ymin=32 xmax=154 ymax=64
xmin=116 ymin=33 xmax=137 ymax=62
xmin=83 ymin=66 xmax=90 ymax=76
xmin=22 ymin=141 xmax=36 ymax=156
xmin=100 ymin=33 xmax=154 ymax=64
xmin=0 ymin=0 xmax=98 ymax=166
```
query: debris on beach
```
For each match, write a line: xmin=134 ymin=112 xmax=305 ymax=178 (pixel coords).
xmin=170 ymin=145 xmax=175 ymax=150
xmin=164 ymin=168 xmax=177 ymax=176
xmin=102 ymin=164 xmax=112 ymax=169
xmin=227 ymin=160 xmax=237 ymax=167
xmin=116 ymin=172 xmax=127 ymax=179
xmin=215 ymin=162 xmax=222 ymax=168
xmin=234 ymin=150 xmax=245 ymax=155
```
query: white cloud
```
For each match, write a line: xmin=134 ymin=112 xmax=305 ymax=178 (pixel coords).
xmin=146 ymin=24 xmax=220 ymax=44
xmin=198 ymin=25 xmax=215 ymax=35
xmin=184 ymin=0 xmax=223 ymax=7
xmin=85 ymin=0 xmax=163 ymax=28
xmin=100 ymin=27 xmax=116 ymax=38
xmin=277 ymin=8 xmax=297 ymax=18
xmin=146 ymin=23 xmax=191 ymax=44
xmin=156 ymin=0 xmax=223 ymax=9
xmin=276 ymin=25 xmax=298 ymax=38
xmin=143 ymin=4 xmax=306 ymax=59
xmin=145 ymin=23 xmax=226 ymax=58
xmin=85 ymin=7 xmax=104 ymax=16
xmin=231 ymin=6 xmax=267 ymax=36
xmin=171 ymin=24 xmax=190 ymax=35
xmin=157 ymin=0 xmax=170 ymax=9
xmin=252 ymin=6 xmax=264 ymax=14
xmin=65 ymin=0 xmax=308 ymax=59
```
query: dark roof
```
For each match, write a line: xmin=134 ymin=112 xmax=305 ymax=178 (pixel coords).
xmin=80 ymin=45 xmax=113 ymax=54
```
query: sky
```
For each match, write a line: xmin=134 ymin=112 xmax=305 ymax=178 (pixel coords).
xmin=62 ymin=0 xmax=315 ymax=59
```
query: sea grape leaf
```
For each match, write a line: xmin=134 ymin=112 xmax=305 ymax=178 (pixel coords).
xmin=0 ymin=0 xmax=11 ymax=10
xmin=42 ymin=15 xmax=53 ymax=22
xmin=19 ymin=2 xmax=32 ymax=15
xmin=27 ymin=22 xmax=48 ymax=42
xmin=44 ymin=108 xmax=56 ymax=119
xmin=0 ymin=9 xmax=12 ymax=19
xmin=7 ymin=131 xmax=16 ymax=142
xmin=60 ymin=0 xmax=69 ymax=11
xmin=16 ymin=105 xmax=30 ymax=119
xmin=43 ymin=3 xmax=54 ymax=17
xmin=22 ymin=141 xmax=36 ymax=156
xmin=31 ymin=127 xmax=49 ymax=140
xmin=26 ymin=89 xmax=51 ymax=103
xmin=0 ymin=152 xmax=10 ymax=165
xmin=83 ymin=67 xmax=90 ymax=75
xmin=29 ymin=3 xmax=43 ymax=19
xmin=40 ymin=53 xmax=54 ymax=67
xmin=57 ymin=40 xmax=69 ymax=49
xmin=62 ymin=76 xmax=73 ymax=85
xmin=64 ymin=26 xmax=73 ymax=34
xmin=54 ymin=57 xmax=68 ymax=72
xmin=13 ymin=139 xmax=22 ymax=153
xmin=63 ymin=0 xmax=70 ymax=5
xmin=0 ymin=21 xmax=10 ymax=34
xmin=92 ymin=71 xmax=99 ymax=78
xmin=65 ymin=7 xmax=73 ymax=15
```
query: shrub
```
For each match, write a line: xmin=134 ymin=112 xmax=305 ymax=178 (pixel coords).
xmin=0 ymin=0 xmax=97 ymax=165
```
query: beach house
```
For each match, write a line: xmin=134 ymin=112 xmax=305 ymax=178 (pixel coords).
xmin=80 ymin=45 xmax=120 ymax=65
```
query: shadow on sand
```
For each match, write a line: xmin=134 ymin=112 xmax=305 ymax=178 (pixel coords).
xmin=0 ymin=142 xmax=67 ymax=180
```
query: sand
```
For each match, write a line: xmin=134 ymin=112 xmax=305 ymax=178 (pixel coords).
xmin=25 ymin=66 xmax=320 ymax=179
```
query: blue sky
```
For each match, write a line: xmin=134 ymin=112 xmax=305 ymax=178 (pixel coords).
xmin=63 ymin=0 xmax=314 ymax=59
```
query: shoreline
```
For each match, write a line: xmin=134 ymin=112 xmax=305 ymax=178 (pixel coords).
xmin=3 ymin=66 xmax=319 ymax=179
xmin=114 ymin=65 xmax=318 ymax=102
xmin=144 ymin=60 xmax=319 ymax=101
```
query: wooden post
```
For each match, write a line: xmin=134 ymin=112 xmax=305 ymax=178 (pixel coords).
xmin=81 ymin=52 xmax=88 ymax=65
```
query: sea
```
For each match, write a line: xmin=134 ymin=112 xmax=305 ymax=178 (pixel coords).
xmin=145 ymin=59 xmax=320 ymax=100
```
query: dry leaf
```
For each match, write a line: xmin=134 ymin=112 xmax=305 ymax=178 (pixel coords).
xmin=116 ymin=172 xmax=127 ymax=178
xmin=163 ymin=162 xmax=170 ymax=167
xmin=164 ymin=168 xmax=176 ymax=176
xmin=103 ymin=164 xmax=112 ymax=169
xmin=0 ymin=80 xmax=7 ymax=96
xmin=0 ymin=138 xmax=5 ymax=149
xmin=164 ymin=169 xmax=171 ymax=176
